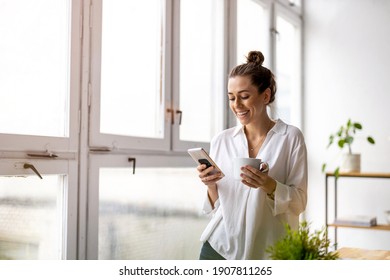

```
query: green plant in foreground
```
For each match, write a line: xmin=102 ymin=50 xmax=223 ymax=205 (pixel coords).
xmin=266 ymin=221 xmax=339 ymax=260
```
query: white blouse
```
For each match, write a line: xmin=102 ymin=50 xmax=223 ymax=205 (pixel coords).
xmin=200 ymin=119 xmax=308 ymax=260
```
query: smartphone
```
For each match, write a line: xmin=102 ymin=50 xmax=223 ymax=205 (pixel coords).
xmin=187 ymin=147 xmax=224 ymax=177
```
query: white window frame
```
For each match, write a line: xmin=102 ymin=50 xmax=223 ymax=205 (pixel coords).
xmin=0 ymin=1 xmax=82 ymax=153
xmin=272 ymin=2 xmax=303 ymax=128
xmin=0 ymin=0 xmax=82 ymax=259
xmin=276 ymin=0 xmax=302 ymax=15
xmin=171 ymin=0 xmax=227 ymax=152
xmin=88 ymin=0 xmax=173 ymax=152
xmin=86 ymin=153 xmax=194 ymax=259
xmin=88 ymin=0 xmax=227 ymax=153
xmin=0 ymin=158 xmax=78 ymax=259
xmin=228 ymin=0 xmax=273 ymax=128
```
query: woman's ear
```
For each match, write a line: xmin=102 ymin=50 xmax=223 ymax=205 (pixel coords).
xmin=263 ymin=88 xmax=271 ymax=105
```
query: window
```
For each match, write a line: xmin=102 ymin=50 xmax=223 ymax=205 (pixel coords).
xmin=0 ymin=0 xmax=303 ymax=260
xmin=0 ymin=159 xmax=78 ymax=259
xmin=90 ymin=0 xmax=225 ymax=152
xmin=273 ymin=3 xmax=302 ymax=128
xmin=86 ymin=0 xmax=226 ymax=259
xmin=230 ymin=1 xmax=303 ymax=129
xmin=0 ymin=0 xmax=70 ymax=137
xmin=0 ymin=0 xmax=80 ymax=259
xmin=99 ymin=0 xmax=164 ymax=140
xmin=175 ymin=0 xmax=225 ymax=147
xmin=236 ymin=0 xmax=270 ymax=66
xmin=87 ymin=154 xmax=208 ymax=259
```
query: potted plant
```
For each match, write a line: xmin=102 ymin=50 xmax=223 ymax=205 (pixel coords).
xmin=266 ymin=221 xmax=339 ymax=260
xmin=322 ymin=119 xmax=375 ymax=177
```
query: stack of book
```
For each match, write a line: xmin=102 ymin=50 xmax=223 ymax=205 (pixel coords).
xmin=334 ymin=215 xmax=377 ymax=227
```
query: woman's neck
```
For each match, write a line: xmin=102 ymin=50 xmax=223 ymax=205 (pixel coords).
xmin=244 ymin=117 xmax=274 ymax=139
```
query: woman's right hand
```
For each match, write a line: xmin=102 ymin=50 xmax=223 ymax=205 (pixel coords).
xmin=197 ymin=164 xmax=223 ymax=187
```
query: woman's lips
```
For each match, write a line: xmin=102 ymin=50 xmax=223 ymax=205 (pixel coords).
xmin=236 ymin=110 xmax=249 ymax=118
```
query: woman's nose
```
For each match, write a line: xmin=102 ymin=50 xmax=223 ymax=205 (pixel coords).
xmin=234 ymin=98 xmax=242 ymax=108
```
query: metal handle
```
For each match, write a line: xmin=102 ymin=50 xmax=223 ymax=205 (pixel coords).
xmin=166 ymin=108 xmax=174 ymax=125
xmin=128 ymin=157 xmax=136 ymax=174
xmin=27 ymin=152 xmax=58 ymax=158
xmin=270 ymin=27 xmax=280 ymax=40
xmin=23 ymin=163 xmax=43 ymax=179
xmin=176 ymin=110 xmax=183 ymax=125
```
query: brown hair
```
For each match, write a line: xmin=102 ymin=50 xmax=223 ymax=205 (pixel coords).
xmin=229 ymin=51 xmax=277 ymax=104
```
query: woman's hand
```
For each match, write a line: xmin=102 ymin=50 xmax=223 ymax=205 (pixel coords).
xmin=197 ymin=164 xmax=223 ymax=187
xmin=240 ymin=163 xmax=276 ymax=194
xmin=197 ymin=164 xmax=223 ymax=208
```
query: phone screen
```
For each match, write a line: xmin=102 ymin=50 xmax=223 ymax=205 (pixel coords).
xmin=198 ymin=159 xmax=212 ymax=168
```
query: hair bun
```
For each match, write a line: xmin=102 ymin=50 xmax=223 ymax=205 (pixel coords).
xmin=246 ymin=51 xmax=264 ymax=65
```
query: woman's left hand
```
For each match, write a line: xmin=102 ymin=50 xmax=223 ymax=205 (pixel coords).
xmin=240 ymin=164 xmax=276 ymax=194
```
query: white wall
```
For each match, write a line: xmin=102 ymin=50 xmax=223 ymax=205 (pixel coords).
xmin=304 ymin=0 xmax=390 ymax=250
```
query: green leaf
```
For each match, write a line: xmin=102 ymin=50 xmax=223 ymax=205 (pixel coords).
xmin=334 ymin=167 xmax=340 ymax=179
xmin=338 ymin=139 xmax=345 ymax=148
xmin=367 ymin=136 xmax=375 ymax=144
xmin=321 ymin=163 xmax=326 ymax=172
xmin=353 ymin=122 xmax=362 ymax=130
xmin=337 ymin=127 xmax=343 ymax=137
xmin=347 ymin=119 xmax=352 ymax=128
xmin=327 ymin=135 xmax=334 ymax=148
xmin=345 ymin=136 xmax=353 ymax=144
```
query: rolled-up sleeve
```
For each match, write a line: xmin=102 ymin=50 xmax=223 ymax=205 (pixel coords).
xmin=269 ymin=142 xmax=308 ymax=216
xmin=203 ymin=196 xmax=220 ymax=216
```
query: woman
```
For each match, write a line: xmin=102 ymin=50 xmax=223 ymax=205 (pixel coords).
xmin=197 ymin=51 xmax=308 ymax=260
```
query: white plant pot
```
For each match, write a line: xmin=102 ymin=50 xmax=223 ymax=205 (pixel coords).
xmin=340 ymin=153 xmax=361 ymax=173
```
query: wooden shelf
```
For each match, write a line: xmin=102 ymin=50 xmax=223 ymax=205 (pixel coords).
xmin=326 ymin=172 xmax=390 ymax=249
xmin=337 ymin=247 xmax=390 ymax=260
xmin=328 ymin=223 xmax=390 ymax=231
xmin=326 ymin=172 xmax=390 ymax=178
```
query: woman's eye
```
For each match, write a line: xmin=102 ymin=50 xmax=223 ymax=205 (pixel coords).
xmin=229 ymin=98 xmax=235 ymax=101
xmin=241 ymin=96 xmax=249 ymax=100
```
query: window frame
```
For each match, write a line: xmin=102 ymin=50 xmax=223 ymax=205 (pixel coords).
xmin=0 ymin=158 xmax=78 ymax=259
xmin=0 ymin=0 xmax=82 ymax=260
xmin=0 ymin=0 xmax=81 ymax=152
xmin=171 ymin=0 xmax=227 ymax=152
xmin=88 ymin=0 xmax=228 ymax=153
xmin=88 ymin=0 xmax=173 ymax=152
xmin=86 ymin=152 xmax=195 ymax=259
xmin=272 ymin=1 xmax=303 ymax=128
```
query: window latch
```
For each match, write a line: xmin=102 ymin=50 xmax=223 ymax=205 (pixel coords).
xmin=27 ymin=151 xmax=58 ymax=158
xmin=23 ymin=163 xmax=43 ymax=179
xmin=167 ymin=108 xmax=174 ymax=125
xmin=128 ymin=157 xmax=136 ymax=174
xmin=176 ymin=110 xmax=183 ymax=125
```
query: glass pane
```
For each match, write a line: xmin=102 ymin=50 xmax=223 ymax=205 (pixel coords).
xmin=100 ymin=0 xmax=164 ymax=139
xmin=179 ymin=0 xmax=224 ymax=143
xmin=0 ymin=175 xmax=65 ymax=260
xmin=0 ymin=0 xmax=71 ymax=137
xmin=237 ymin=0 xmax=267 ymax=65
xmin=99 ymin=167 xmax=208 ymax=259
xmin=275 ymin=16 xmax=300 ymax=125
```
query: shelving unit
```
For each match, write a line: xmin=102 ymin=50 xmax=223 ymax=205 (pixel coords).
xmin=325 ymin=172 xmax=390 ymax=249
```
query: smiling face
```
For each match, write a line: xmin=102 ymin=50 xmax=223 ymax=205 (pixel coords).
xmin=228 ymin=75 xmax=270 ymax=126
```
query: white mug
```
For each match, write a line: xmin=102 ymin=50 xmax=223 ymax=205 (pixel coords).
xmin=233 ymin=157 xmax=267 ymax=180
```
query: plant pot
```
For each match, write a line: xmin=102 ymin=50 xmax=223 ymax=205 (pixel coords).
xmin=340 ymin=153 xmax=361 ymax=173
